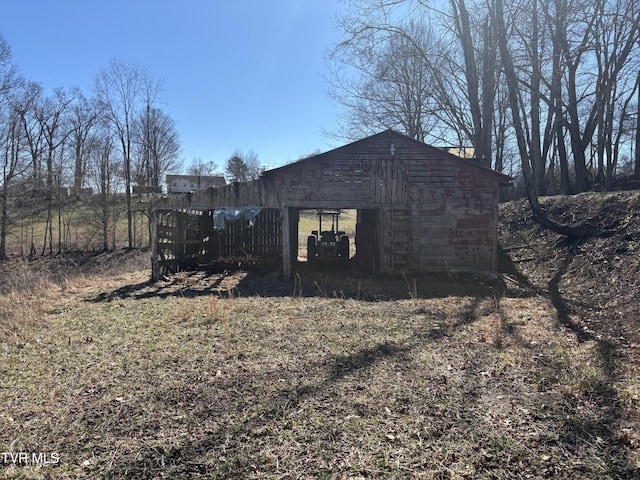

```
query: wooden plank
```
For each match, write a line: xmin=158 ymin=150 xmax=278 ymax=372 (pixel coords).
xmin=150 ymin=209 xmax=159 ymax=280
xmin=282 ymin=207 xmax=291 ymax=278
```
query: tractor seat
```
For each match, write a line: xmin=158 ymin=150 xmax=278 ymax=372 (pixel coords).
xmin=321 ymin=231 xmax=336 ymax=243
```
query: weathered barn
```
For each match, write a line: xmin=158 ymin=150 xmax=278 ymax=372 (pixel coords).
xmin=149 ymin=130 xmax=511 ymax=280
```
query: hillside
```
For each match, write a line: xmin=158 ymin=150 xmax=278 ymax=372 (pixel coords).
xmin=498 ymin=191 xmax=640 ymax=348
xmin=0 ymin=191 xmax=638 ymax=479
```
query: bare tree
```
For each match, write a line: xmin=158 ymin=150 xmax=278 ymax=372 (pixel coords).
xmin=33 ymin=87 xmax=77 ymax=254
xmin=16 ymin=82 xmax=45 ymax=189
xmin=546 ymin=0 xmax=573 ymax=194
xmin=636 ymin=71 xmax=640 ymax=180
xmin=495 ymin=0 xmax=604 ymax=236
xmin=187 ymin=158 xmax=218 ymax=176
xmin=0 ymin=111 xmax=25 ymax=258
xmin=34 ymin=88 xmax=75 ymax=189
xmin=85 ymin=128 xmax=121 ymax=251
xmin=68 ymin=91 xmax=101 ymax=192
xmin=446 ymin=0 xmax=498 ymax=168
xmin=95 ymin=59 xmax=148 ymax=249
xmin=328 ymin=17 xmax=443 ymax=142
xmin=0 ymin=35 xmax=18 ymax=101
xmin=328 ymin=0 xmax=510 ymax=170
xmin=590 ymin=0 xmax=640 ymax=189
xmin=0 ymin=37 xmax=27 ymax=258
xmin=132 ymin=106 xmax=181 ymax=187
xmin=225 ymin=149 xmax=262 ymax=183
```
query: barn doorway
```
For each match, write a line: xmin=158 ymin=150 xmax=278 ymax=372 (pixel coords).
xmin=297 ymin=209 xmax=356 ymax=262
xmin=295 ymin=208 xmax=379 ymax=273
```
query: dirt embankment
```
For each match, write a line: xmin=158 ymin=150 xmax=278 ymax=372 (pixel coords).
xmin=497 ymin=191 xmax=640 ymax=348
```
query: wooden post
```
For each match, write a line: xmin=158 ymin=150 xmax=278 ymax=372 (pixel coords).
xmin=177 ymin=211 xmax=187 ymax=272
xmin=149 ymin=208 xmax=158 ymax=280
xmin=491 ymin=202 xmax=498 ymax=271
xmin=281 ymin=206 xmax=291 ymax=278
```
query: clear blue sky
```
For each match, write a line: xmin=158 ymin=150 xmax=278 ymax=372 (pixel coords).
xmin=1 ymin=0 xmax=346 ymax=171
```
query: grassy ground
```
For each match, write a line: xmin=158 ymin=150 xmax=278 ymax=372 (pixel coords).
xmin=4 ymin=200 xmax=147 ymax=257
xmin=0 ymin=193 xmax=639 ymax=479
xmin=0 ymin=265 xmax=638 ymax=478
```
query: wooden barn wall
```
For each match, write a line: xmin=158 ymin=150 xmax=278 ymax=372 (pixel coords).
xmin=151 ymin=132 xmax=504 ymax=275
xmin=276 ymin=142 xmax=403 ymax=208
xmin=399 ymin=153 xmax=499 ymax=272
xmin=218 ymin=208 xmax=282 ymax=258
xmin=153 ymin=133 xmax=410 ymax=211
xmin=369 ymin=138 xmax=501 ymax=273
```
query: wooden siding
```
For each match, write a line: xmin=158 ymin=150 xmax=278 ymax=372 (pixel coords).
xmin=150 ymin=130 xmax=509 ymax=278
xmin=150 ymin=207 xmax=282 ymax=278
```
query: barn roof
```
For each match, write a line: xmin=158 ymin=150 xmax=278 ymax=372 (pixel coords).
xmin=264 ymin=129 xmax=512 ymax=185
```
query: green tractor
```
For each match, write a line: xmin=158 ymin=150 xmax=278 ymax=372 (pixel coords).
xmin=307 ymin=210 xmax=350 ymax=262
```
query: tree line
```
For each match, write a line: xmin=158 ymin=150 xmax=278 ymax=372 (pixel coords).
xmin=0 ymin=35 xmax=181 ymax=257
xmin=0 ymin=32 xmax=269 ymax=259
xmin=328 ymin=0 xmax=640 ymax=205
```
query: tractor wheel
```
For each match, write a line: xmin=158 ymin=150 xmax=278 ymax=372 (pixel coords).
xmin=339 ymin=235 xmax=349 ymax=259
xmin=307 ymin=235 xmax=317 ymax=261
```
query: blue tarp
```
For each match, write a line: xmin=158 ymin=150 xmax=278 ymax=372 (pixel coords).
xmin=213 ymin=207 xmax=263 ymax=230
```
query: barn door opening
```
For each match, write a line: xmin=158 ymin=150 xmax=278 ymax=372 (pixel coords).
xmin=297 ymin=209 xmax=356 ymax=263
xmin=294 ymin=208 xmax=379 ymax=274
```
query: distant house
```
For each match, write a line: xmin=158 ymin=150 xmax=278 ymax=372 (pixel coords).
xmin=445 ymin=146 xmax=475 ymax=159
xmin=166 ymin=174 xmax=226 ymax=194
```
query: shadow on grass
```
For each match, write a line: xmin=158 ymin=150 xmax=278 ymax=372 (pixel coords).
xmin=101 ymin=339 xmax=412 ymax=478
xmin=76 ymin=254 xmax=639 ymax=478
xmin=329 ymin=341 xmax=411 ymax=381
xmin=505 ymin=239 xmax=635 ymax=479
xmin=86 ymin=267 xmax=506 ymax=303
xmin=547 ymin=247 xmax=593 ymax=343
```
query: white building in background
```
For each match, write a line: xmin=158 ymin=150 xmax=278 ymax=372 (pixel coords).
xmin=166 ymin=174 xmax=226 ymax=194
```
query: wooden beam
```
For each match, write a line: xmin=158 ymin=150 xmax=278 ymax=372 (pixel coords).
xmin=150 ymin=209 xmax=159 ymax=280
xmin=281 ymin=206 xmax=291 ymax=278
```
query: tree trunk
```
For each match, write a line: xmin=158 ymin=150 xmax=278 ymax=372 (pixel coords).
xmin=549 ymin=0 xmax=572 ymax=194
xmin=565 ymin=66 xmax=591 ymax=193
xmin=74 ymin=141 xmax=83 ymax=192
xmin=480 ymin=14 xmax=496 ymax=169
xmin=529 ymin=0 xmax=546 ymax=195
xmin=495 ymin=0 xmax=602 ymax=238
xmin=636 ymin=71 xmax=640 ymax=180
xmin=0 ymin=183 xmax=8 ymax=260
xmin=121 ymin=135 xmax=133 ymax=250
xmin=451 ymin=0 xmax=492 ymax=168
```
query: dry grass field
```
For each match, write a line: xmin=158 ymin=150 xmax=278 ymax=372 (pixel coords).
xmin=0 ymin=192 xmax=639 ymax=479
